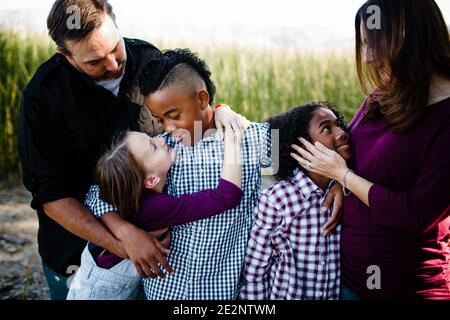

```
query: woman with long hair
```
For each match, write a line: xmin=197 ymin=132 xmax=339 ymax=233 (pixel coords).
xmin=291 ymin=0 xmax=450 ymax=299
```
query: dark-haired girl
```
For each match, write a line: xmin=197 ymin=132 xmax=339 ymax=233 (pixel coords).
xmin=291 ymin=0 xmax=450 ymax=299
xmin=240 ymin=102 xmax=351 ymax=300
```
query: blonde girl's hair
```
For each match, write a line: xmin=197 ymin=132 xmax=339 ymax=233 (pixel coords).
xmin=96 ymin=131 xmax=144 ymax=220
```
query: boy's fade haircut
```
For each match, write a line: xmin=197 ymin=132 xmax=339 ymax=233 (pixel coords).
xmin=139 ymin=48 xmax=216 ymax=104
xmin=47 ymin=0 xmax=116 ymax=54
xmin=267 ymin=101 xmax=346 ymax=182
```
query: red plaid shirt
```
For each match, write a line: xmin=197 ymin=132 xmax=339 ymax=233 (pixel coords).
xmin=240 ymin=169 xmax=340 ymax=300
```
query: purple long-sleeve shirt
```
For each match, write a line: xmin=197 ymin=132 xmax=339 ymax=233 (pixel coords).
xmin=94 ymin=179 xmax=243 ymax=269
xmin=342 ymin=97 xmax=450 ymax=299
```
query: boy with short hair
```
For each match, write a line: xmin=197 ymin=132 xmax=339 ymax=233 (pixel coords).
xmin=86 ymin=49 xmax=272 ymax=299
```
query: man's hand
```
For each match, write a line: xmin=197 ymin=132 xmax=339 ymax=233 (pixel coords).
xmin=121 ymin=225 xmax=173 ymax=279
xmin=100 ymin=213 xmax=173 ymax=278
xmin=322 ymin=183 xmax=344 ymax=236
xmin=149 ymin=228 xmax=171 ymax=252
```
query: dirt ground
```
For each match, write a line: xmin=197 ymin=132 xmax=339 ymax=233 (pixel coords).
xmin=0 ymin=181 xmax=48 ymax=300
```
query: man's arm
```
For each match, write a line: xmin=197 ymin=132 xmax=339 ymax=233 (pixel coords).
xmin=85 ymin=185 xmax=173 ymax=278
xmin=100 ymin=213 xmax=173 ymax=278
xmin=43 ymin=198 xmax=127 ymax=259
xmin=19 ymin=93 xmax=131 ymax=262
xmin=20 ymin=92 xmax=172 ymax=278
xmin=44 ymin=197 xmax=173 ymax=279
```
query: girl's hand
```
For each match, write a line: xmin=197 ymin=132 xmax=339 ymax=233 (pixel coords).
xmin=290 ymin=137 xmax=348 ymax=182
xmin=223 ymin=122 xmax=243 ymax=166
xmin=321 ymin=183 xmax=344 ymax=236
xmin=222 ymin=123 xmax=243 ymax=189
xmin=213 ymin=104 xmax=251 ymax=139
xmin=224 ymin=122 xmax=244 ymax=145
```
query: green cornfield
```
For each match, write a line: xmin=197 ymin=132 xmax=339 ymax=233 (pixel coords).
xmin=0 ymin=30 xmax=364 ymax=181
xmin=0 ymin=31 xmax=54 ymax=181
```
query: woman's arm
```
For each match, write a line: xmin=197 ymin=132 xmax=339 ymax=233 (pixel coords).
xmin=291 ymin=137 xmax=372 ymax=204
xmin=291 ymin=129 xmax=450 ymax=235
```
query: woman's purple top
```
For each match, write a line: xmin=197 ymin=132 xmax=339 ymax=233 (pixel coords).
xmin=342 ymin=97 xmax=450 ymax=299
xmin=94 ymin=179 xmax=243 ymax=269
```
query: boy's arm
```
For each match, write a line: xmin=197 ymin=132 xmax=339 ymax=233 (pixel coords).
xmin=240 ymin=191 xmax=282 ymax=300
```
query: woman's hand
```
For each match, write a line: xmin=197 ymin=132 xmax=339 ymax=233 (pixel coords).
xmin=290 ymin=137 xmax=347 ymax=236
xmin=213 ymin=104 xmax=251 ymax=138
xmin=291 ymin=137 xmax=373 ymax=207
xmin=290 ymin=137 xmax=348 ymax=182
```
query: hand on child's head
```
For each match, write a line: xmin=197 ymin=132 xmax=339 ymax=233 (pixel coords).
xmin=307 ymin=107 xmax=351 ymax=161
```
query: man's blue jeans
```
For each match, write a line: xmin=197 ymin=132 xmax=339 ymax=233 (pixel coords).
xmin=340 ymin=286 xmax=361 ymax=300
xmin=42 ymin=262 xmax=69 ymax=300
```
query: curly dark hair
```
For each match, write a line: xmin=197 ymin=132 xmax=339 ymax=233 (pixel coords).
xmin=139 ymin=48 xmax=216 ymax=104
xmin=268 ymin=101 xmax=346 ymax=182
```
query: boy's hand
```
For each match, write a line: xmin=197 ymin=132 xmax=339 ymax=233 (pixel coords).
xmin=322 ymin=183 xmax=344 ymax=236
xmin=213 ymin=104 xmax=251 ymax=139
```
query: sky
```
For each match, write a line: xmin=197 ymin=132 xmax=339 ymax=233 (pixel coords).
xmin=0 ymin=0 xmax=449 ymax=49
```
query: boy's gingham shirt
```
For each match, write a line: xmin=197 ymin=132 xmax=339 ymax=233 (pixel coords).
xmin=240 ymin=169 xmax=340 ymax=300
xmin=85 ymin=123 xmax=272 ymax=299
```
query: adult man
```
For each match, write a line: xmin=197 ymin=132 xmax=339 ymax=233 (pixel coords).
xmin=18 ymin=0 xmax=170 ymax=299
